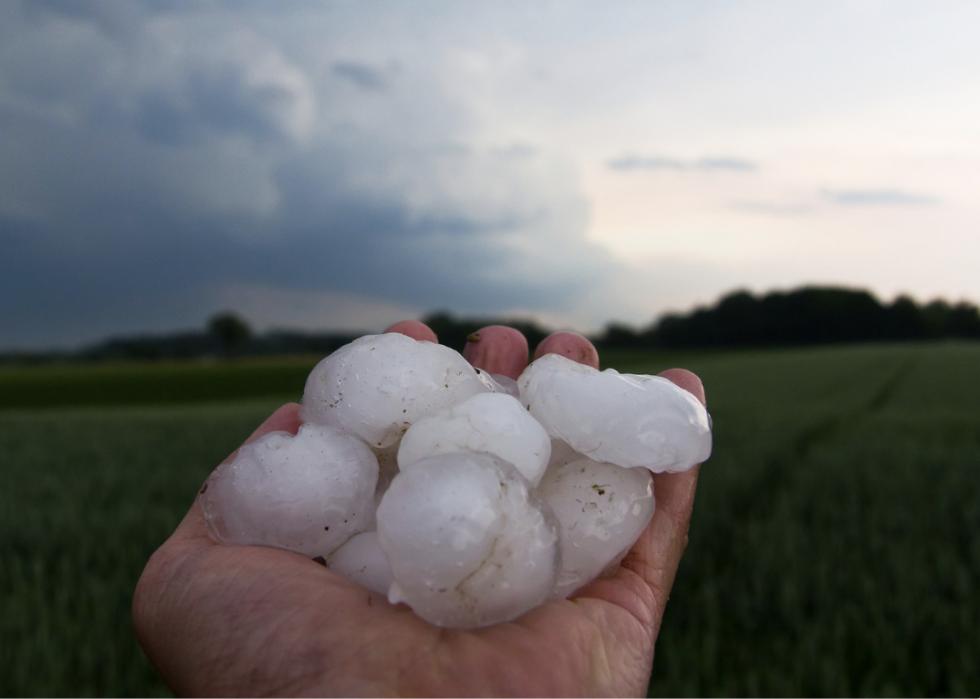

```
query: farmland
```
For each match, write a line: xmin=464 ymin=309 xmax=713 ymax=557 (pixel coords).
xmin=1 ymin=343 xmax=978 ymax=696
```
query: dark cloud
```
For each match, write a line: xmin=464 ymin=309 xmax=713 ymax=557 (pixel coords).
xmin=608 ymin=155 xmax=758 ymax=172
xmin=331 ymin=61 xmax=391 ymax=91
xmin=821 ymin=188 xmax=939 ymax=207
xmin=20 ymin=0 xmax=186 ymax=39
xmin=131 ymin=66 xmax=302 ymax=147
xmin=0 ymin=162 xmax=602 ymax=349
xmin=0 ymin=3 xmax=619 ymax=350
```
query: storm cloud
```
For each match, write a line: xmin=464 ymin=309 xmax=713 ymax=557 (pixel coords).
xmin=0 ymin=1 xmax=613 ymax=349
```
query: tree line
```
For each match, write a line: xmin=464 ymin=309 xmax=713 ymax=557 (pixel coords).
xmin=599 ymin=286 xmax=980 ymax=349
xmin=4 ymin=286 xmax=978 ymax=364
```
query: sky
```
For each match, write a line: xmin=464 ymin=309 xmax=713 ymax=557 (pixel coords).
xmin=2 ymin=0 xmax=979 ymax=351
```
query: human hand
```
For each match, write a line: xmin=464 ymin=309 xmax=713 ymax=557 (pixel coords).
xmin=132 ymin=321 xmax=705 ymax=697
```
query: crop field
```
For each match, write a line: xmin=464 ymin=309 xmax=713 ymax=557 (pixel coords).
xmin=1 ymin=343 xmax=978 ymax=696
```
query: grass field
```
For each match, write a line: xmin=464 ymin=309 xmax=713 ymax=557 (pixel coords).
xmin=1 ymin=343 xmax=978 ymax=696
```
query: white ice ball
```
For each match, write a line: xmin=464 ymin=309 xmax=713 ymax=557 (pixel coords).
xmin=300 ymin=333 xmax=491 ymax=449
xmin=538 ymin=456 xmax=656 ymax=599
xmin=327 ymin=531 xmax=393 ymax=596
xmin=376 ymin=452 xmax=560 ymax=628
xmin=517 ymin=353 xmax=712 ymax=472
xmin=201 ymin=423 xmax=378 ymax=557
xmin=397 ymin=392 xmax=551 ymax=486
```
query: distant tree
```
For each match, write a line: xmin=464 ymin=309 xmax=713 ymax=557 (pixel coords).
xmin=713 ymin=290 xmax=762 ymax=344
xmin=883 ymin=295 xmax=926 ymax=340
xmin=208 ymin=312 xmax=251 ymax=355
xmin=649 ymin=286 xmax=898 ymax=348
xmin=946 ymin=302 xmax=980 ymax=338
xmin=599 ymin=322 xmax=642 ymax=348
xmin=760 ymin=287 xmax=884 ymax=344
xmin=921 ymin=300 xmax=951 ymax=339
xmin=421 ymin=311 xmax=467 ymax=350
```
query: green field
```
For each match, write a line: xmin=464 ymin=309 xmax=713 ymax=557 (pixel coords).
xmin=1 ymin=343 xmax=978 ymax=696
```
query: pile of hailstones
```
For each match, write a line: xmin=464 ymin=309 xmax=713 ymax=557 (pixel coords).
xmin=201 ymin=332 xmax=711 ymax=629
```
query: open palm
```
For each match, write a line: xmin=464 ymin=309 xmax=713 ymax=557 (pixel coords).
xmin=133 ymin=323 xmax=704 ymax=697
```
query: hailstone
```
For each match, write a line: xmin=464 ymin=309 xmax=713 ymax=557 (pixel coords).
xmin=517 ymin=353 xmax=712 ymax=472
xmin=300 ymin=333 xmax=490 ymax=449
xmin=537 ymin=454 xmax=656 ymax=599
xmin=376 ymin=452 xmax=560 ymax=628
xmin=201 ymin=423 xmax=378 ymax=557
xmin=397 ymin=392 xmax=551 ymax=486
xmin=327 ymin=531 xmax=393 ymax=596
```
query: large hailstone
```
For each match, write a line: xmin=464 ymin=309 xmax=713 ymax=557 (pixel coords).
xmin=201 ymin=424 xmax=378 ymax=557
xmin=300 ymin=333 xmax=491 ymax=449
xmin=538 ymin=455 xmax=656 ymax=599
xmin=327 ymin=531 xmax=393 ymax=596
xmin=376 ymin=452 xmax=560 ymax=628
xmin=518 ymin=353 xmax=712 ymax=472
xmin=397 ymin=392 xmax=552 ymax=486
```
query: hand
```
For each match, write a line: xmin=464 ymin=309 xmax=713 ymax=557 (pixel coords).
xmin=132 ymin=321 xmax=705 ymax=697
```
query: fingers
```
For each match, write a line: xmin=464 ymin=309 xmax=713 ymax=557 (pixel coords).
xmin=221 ymin=402 xmax=303 ymax=467
xmin=462 ymin=325 xmax=530 ymax=380
xmin=244 ymin=402 xmax=303 ymax=443
xmin=656 ymin=368 xmax=706 ymax=405
xmin=462 ymin=327 xmax=600 ymax=378
xmin=533 ymin=332 xmax=600 ymax=370
xmin=384 ymin=320 xmax=439 ymax=343
xmin=384 ymin=321 xmax=600 ymax=380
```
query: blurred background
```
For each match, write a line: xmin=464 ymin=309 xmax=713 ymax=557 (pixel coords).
xmin=1 ymin=1 xmax=978 ymax=696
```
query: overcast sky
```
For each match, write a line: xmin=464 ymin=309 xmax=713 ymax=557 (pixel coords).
xmin=2 ymin=0 xmax=979 ymax=350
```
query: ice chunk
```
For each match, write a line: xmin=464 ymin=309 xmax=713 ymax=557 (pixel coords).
xmin=538 ymin=456 xmax=655 ymax=599
xmin=397 ymin=392 xmax=551 ymax=486
xmin=517 ymin=353 xmax=711 ymax=472
xmin=327 ymin=531 xmax=393 ymax=596
xmin=376 ymin=452 xmax=560 ymax=628
xmin=300 ymin=333 xmax=491 ymax=449
xmin=476 ymin=369 xmax=520 ymax=398
xmin=200 ymin=424 xmax=378 ymax=557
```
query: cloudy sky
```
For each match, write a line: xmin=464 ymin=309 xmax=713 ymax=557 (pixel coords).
xmin=2 ymin=0 xmax=979 ymax=350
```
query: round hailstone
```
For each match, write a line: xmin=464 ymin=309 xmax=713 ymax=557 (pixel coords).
xmin=327 ymin=531 xmax=393 ymax=596
xmin=397 ymin=392 xmax=552 ymax=486
xmin=201 ymin=424 xmax=378 ymax=558
xmin=376 ymin=452 xmax=560 ymax=628
xmin=538 ymin=456 xmax=656 ymax=599
xmin=517 ymin=353 xmax=712 ymax=472
xmin=300 ymin=333 xmax=491 ymax=449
